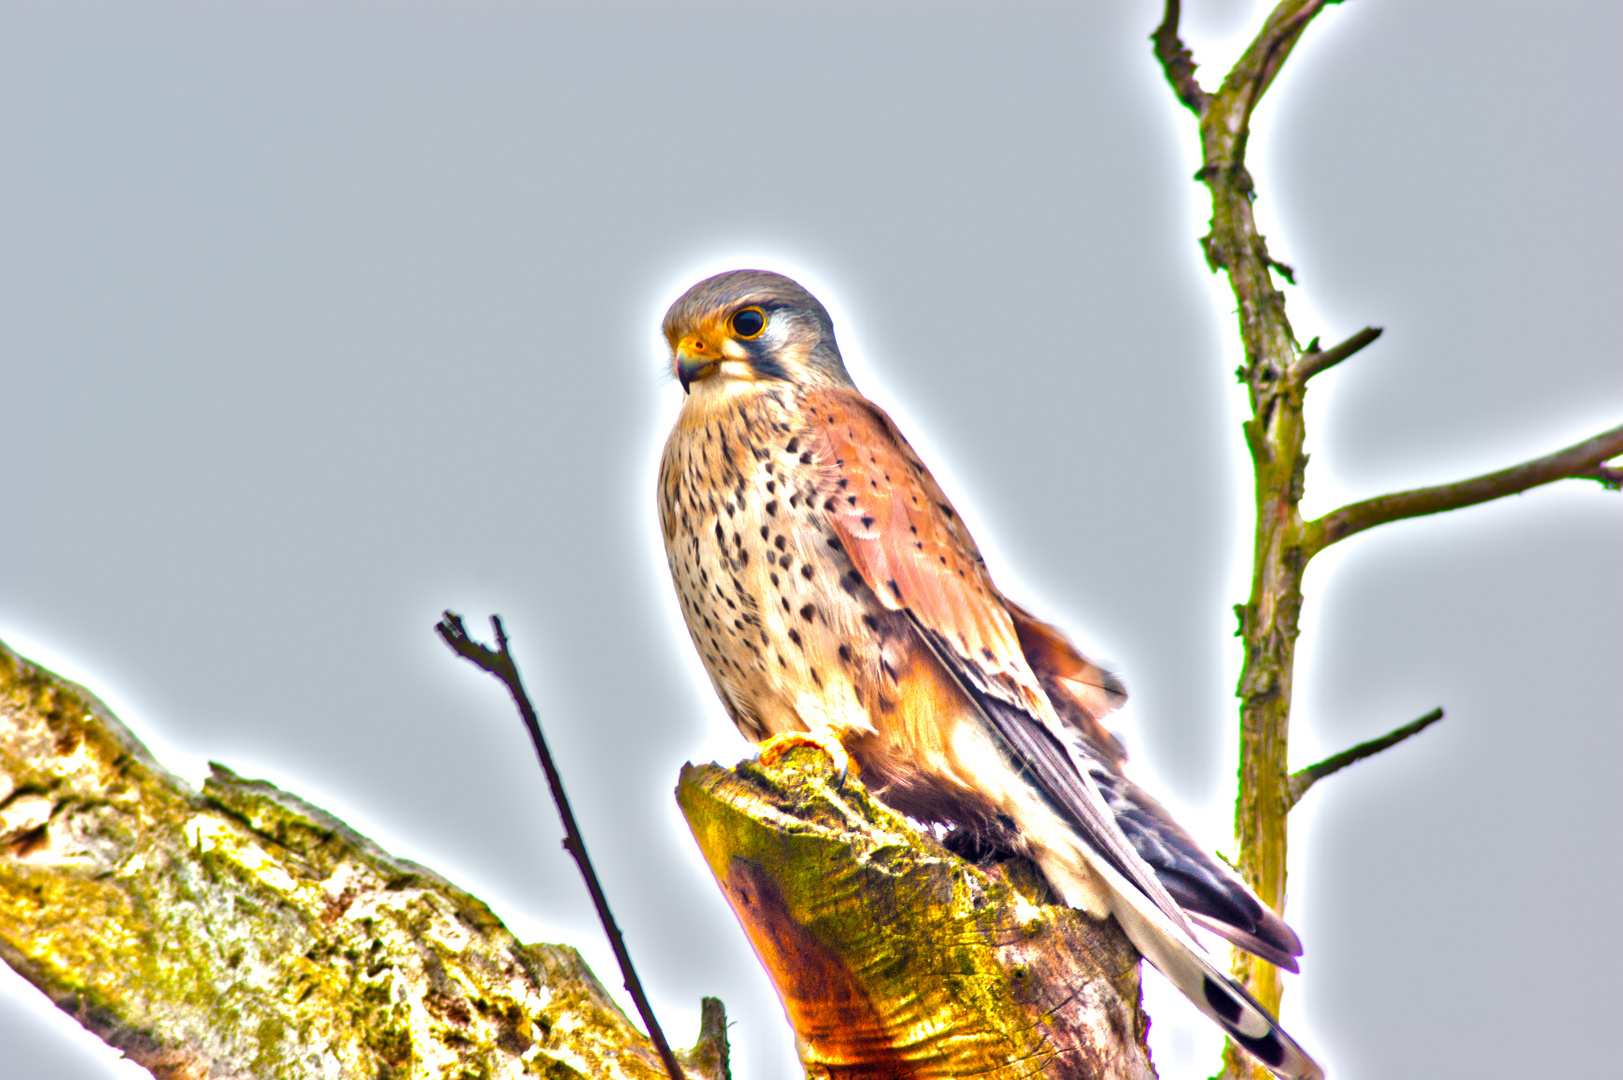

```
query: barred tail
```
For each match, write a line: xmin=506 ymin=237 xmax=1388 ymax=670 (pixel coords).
xmin=1044 ymin=844 xmax=1325 ymax=1080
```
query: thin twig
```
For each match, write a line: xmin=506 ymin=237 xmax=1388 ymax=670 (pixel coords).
xmin=436 ymin=611 xmax=687 ymax=1080
xmin=1581 ymin=463 xmax=1623 ymax=491
xmin=1151 ymin=0 xmax=1208 ymax=114
xmin=1286 ymin=707 xmax=1445 ymax=810
xmin=1293 ymin=326 xmax=1382 ymax=383
xmin=1306 ymin=421 xmax=1623 ymax=553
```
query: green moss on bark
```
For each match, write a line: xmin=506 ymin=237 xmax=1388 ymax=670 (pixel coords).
xmin=678 ymin=745 xmax=1153 ymax=1080
xmin=0 ymin=639 xmax=712 ymax=1079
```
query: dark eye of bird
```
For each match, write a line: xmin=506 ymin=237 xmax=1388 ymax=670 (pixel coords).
xmin=731 ymin=308 xmax=765 ymax=338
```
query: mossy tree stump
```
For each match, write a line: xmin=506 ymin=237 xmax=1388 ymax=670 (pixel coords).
xmin=678 ymin=747 xmax=1153 ymax=1080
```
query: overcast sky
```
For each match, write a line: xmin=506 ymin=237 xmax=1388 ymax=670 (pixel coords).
xmin=2 ymin=3 xmax=1618 ymax=1078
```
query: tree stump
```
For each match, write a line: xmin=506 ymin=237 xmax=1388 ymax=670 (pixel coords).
xmin=678 ymin=746 xmax=1153 ymax=1080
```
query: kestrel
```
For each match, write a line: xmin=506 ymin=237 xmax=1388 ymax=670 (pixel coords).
xmin=658 ymin=269 xmax=1321 ymax=1080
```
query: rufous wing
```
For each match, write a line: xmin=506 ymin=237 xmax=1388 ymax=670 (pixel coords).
xmin=799 ymin=389 xmax=1326 ymax=1080
xmin=1004 ymin=599 xmax=1129 ymax=772
xmin=802 ymin=387 xmax=1042 ymax=711
xmin=802 ymin=388 xmax=1191 ymax=934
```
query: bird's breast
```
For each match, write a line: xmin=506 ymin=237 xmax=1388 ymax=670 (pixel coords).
xmin=659 ymin=388 xmax=878 ymax=743
xmin=657 ymin=387 xmax=1014 ymax=844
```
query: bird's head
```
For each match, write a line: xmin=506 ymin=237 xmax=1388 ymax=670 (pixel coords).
xmin=663 ymin=270 xmax=853 ymax=394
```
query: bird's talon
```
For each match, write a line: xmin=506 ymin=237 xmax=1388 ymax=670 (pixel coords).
xmin=757 ymin=730 xmax=854 ymax=781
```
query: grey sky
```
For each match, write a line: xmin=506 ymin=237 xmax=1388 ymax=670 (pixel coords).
xmin=1 ymin=2 xmax=1618 ymax=1078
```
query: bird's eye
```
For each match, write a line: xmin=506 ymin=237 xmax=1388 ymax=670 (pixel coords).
xmin=730 ymin=307 xmax=766 ymax=339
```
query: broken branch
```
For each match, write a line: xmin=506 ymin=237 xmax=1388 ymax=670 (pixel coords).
xmin=1287 ymin=707 xmax=1445 ymax=809
xmin=1293 ymin=326 xmax=1383 ymax=383
xmin=436 ymin=612 xmax=686 ymax=1080
xmin=1152 ymin=0 xmax=1208 ymax=114
xmin=1307 ymin=422 xmax=1623 ymax=553
xmin=678 ymin=745 xmax=1154 ymax=1079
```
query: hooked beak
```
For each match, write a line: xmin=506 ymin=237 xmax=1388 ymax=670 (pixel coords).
xmin=675 ymin=337 xmax=719 ymax=393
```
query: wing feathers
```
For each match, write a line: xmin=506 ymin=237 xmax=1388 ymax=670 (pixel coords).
xmin=809 ymin=389 xmax=1041 ymax=707
xmin=1005 ymin=599 xmax=1129 ymax=771
xmin=805 ymin=386 xmax=1318 ymax=1079
xmin=1089 ymin=757 xmax=1304 ymax=971
xmin=910 ymin=618 xmax=1197 ymax=939
xmin=806 ymin=388 xmax=1195 ymax=934
xmin=1187 ymin=913 xmax=1302 ymax=974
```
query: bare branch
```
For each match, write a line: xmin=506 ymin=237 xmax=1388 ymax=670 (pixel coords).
xmin=436 ymin=612 xmax=687 ymax=1080
xmin=1218 ymin=0 xmax=1333 ymax=129
xmin=1161 ymin=6 xmax=1341 ymax=1054
xmin=1287 ymin=707 xmax=1445 ymax=809
xmin=1151 ymin=0 xmax=1208 ymax=114
xmin=1293 ymin=326 xmax=1382 ymax=383
xmin=1307 ymin=422 xmax=1623 ymax=553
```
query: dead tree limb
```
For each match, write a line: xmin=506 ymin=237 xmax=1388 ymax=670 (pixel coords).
xmin=2 ymin=626 xmax=1150 ymax=1080
xmin=677 ymin=743 xmax=1153 ymax=1080
xmin=0 ymin=638 xmax=727 ymax=1080
xmin=1151 ymin=2 xmax=1618 ymax=1076
xmin=1151 ymin=6 xmax=1346 ymax=1066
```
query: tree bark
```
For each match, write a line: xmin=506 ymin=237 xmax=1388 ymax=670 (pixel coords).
xmin=1158 ymin=11 xmax=1332 ymax=1068
xmin=1153 ymin=4 xmax=1621 ymax=1076
xmin=677 ymin=745 xmax=1152 ymax=1080
xmin=0 ymin=639 xmax=728 ymax=1080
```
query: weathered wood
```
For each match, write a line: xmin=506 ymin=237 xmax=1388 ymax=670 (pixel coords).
xmin=0 ymin=639 xmax=725 ymax=1080
xmin=678 ymin=744 xmax=1153 ymax=1080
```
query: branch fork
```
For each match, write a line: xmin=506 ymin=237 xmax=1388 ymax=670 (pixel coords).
xmin=1151 ymin=3 xmax=1618 ymax=1076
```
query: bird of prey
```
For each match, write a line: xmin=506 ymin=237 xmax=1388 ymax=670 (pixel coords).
xmin=657 ymin=269 xmax=1322 ymax=1080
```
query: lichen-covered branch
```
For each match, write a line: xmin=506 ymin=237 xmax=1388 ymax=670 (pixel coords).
xmin=677 ymin=744 xmax=1153 ymax=1080
xmin=1285 ymin=708 xmax=1445 ymax=810
xmin=1307 ymin=423 xmax=1623 ymax=553
xmin=0 ymin=639 xmax=725 ymax=1080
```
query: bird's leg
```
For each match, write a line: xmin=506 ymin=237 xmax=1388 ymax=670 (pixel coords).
xmin=757 ymin=728 xmax=858 ymax=788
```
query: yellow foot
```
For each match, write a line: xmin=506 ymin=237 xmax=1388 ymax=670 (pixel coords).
xmin=757 ymin=730 xmax=857 ymax=780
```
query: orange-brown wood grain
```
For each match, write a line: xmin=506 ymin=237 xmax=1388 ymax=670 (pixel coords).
xmin=678 ymin=746 xmax=1154 ymax=1080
